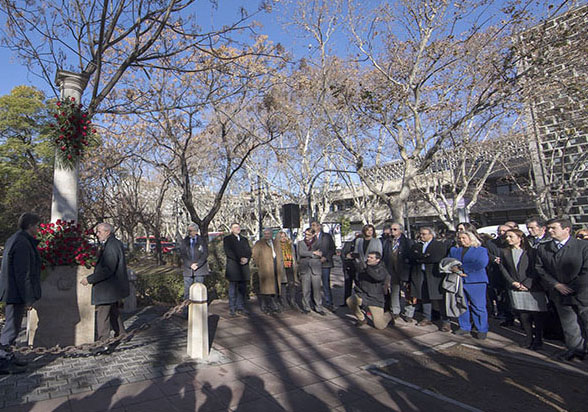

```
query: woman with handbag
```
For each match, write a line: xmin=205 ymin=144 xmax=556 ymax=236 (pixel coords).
xmin=499 ymin=229 xmax=547 ymax=350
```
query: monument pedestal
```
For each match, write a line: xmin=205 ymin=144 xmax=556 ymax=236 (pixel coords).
xmin=34 ymin=265 xmax=95 ymax=347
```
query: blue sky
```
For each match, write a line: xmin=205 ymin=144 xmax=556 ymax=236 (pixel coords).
xmin=0 ymin=0 xmax=317 ymax=97
xmin=0 ymin=0 xmax=573 ymax=97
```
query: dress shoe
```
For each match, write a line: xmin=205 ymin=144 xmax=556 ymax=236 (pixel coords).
xmin=453 ymin=328 xmax=470 ymax=336
xmin=399 ymin=315 xmax=415 ymax=324
xmin=316 ymin=310 xmax=327 ymax=316
xmin=229 ymin=310 xmax=237 ymax=317
xmin=301 ymin=309 xmax=310 ymax=314
xmin=236 ymin=309 xmax=250 ymax=316
xmin=440 ymin=323 xmax=452 ymax=333
xmin=556 ymin=349 xmax=586 ymax=362
xmin=0 ymin=360 xmax=26 ymax=375
xmin=417 ymin=319 xmax=433 ymax=326
xmin=90 ymin=345 xmax=111 ymax=356
xmin=475 ymin=332 xmax=487 ymax=340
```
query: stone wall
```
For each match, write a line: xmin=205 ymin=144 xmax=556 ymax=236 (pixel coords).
xmin=519 ymin=5 xmax=588 ymax=224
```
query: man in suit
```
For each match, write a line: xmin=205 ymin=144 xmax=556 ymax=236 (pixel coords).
xmin=310 ymin=220 xmax=336 ymax=311
xmin=297 ymin=228 xmax=326 ymax=315
xmin=382 ymin=222 xmax=413 ymax=321
xmin=526 ymin=217 xmax=551 ymax=249
xmin=407 ymin=227 xmax=449 ymax=329
xmin=0 ymin=213 xmax=41 ymax=374
xmin=179 ymin=223 xmax=209 ymax=300
xmin=223 ymin=223 xmax=252 ymax=317
xmin=535 ymin=217 xmax=588 ymax=361
xmin=81 ymin=223 xmax=130 ymax=355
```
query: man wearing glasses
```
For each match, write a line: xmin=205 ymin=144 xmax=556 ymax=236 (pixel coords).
xmin=382 ymin=223 xmax=413 ymax=322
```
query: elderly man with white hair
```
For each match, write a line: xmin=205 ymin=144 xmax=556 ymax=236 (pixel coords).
xmin=179 ymin=223 xmax=209 ymax=300
xmin=81 ymin=222 xmax=129 ymax=355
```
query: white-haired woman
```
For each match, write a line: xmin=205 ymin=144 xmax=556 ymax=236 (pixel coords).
xmin=448 ymin=231 xmax=490 ymax=339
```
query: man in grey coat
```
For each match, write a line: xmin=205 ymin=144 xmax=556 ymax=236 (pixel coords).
xmin=298 ymin=228 xmax=326 ymax=316
xmin=179 ymin=223 xmax=209 ymax=300
xmin=0 ymin=213 xmax=41 ymax=374
xmin=81 ymin=223 xmax=129 ymax=354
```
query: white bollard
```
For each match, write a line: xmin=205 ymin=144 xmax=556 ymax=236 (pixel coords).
xmin=187 ymin=283 xmax=209 ymax=360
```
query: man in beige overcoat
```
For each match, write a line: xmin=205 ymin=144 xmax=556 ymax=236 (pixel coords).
xmin=252 ymin=228 xmax=285 ymax=315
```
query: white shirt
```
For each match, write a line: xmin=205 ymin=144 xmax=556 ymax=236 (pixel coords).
xmin=421 ymin=239 xmax=432 ymax=271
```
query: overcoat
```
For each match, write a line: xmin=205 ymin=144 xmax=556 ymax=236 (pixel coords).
xmin=355 ymin=260 xmax=389 ymax=308
xmin=408 ymin=239 xmax=447 ymax=300
xmin=315 ymin=231 xmax=336 ymax=269
xmin=499 ymin=247 xmax=543 ymax=292
xmin=223 ymin=234 xmax=252 ymax=282
xmin=179 ymin=235 xmax=210 ymax=278
xmin=535 ymin=237 xmax=588 ymax=306
xmin=353 ymin=237 xmax=383 ymax=272
xmin=87 ymin=235 xmax=130 ymax=305
xmin=0 ymin=230 xmax=41 ymax=305
xmin=252 ymin=239 xmax=282 ymax=294
xmin=382 ymin=234 xmax=413 ymax=283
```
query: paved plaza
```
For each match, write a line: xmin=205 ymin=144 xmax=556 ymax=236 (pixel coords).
xmin=1 ymin=270 xmax=586 ymax=412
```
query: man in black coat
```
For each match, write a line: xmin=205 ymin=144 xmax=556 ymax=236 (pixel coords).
xmin=382 ymin=223 xmax=413 ymax=319
xmin=81 ymin=223 xmax=129 ymax=354
xmin=0 ymin=213 xmax=41 ymax=374
xmin=535 ymin=218 xmax=588 ymax=361
xmin=311 ymin=221 xmax=336 ymax=311
xmin=346 ymin=251 xmax=392 ymax=329
xmin=179 ymin=223 xmax=209 ymax=300
xmin=223 ymin=223 xmax=252 ymax=317
xmin=407 ymin=227 xmax=449 ymax=329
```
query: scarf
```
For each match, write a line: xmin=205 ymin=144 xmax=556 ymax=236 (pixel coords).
xmin=280 ymin=240 xmax=293 ymax=268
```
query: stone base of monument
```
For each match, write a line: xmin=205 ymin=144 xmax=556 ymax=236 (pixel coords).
xmin=34 ymin=265 xmax=95 ymax=347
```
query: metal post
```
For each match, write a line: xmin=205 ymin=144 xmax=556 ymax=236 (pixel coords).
xmin=257 ymin=175 xmax=263 ymax=240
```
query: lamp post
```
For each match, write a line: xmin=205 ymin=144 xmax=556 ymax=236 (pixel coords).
xmin=307 ymin=169 xmax=359 ymax=227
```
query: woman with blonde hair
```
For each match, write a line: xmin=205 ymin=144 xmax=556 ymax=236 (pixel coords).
xmin=274 ymin=231 xmax=299 ymax=310
xmin=448 ymin=230 xmax=490 ymax=339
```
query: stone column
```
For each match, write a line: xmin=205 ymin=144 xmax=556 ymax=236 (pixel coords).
xmin=187 ymin=283 xmax=209 ymax=360
xmin=51 ymin=70 xmax=89 ymax=223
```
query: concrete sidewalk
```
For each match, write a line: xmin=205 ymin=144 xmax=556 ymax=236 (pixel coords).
xmin=1 ymin=274 xmax=586 ymax=411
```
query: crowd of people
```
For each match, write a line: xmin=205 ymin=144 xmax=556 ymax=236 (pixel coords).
xmin=214 ymin=217 xmax=588 ymax=364
xmin=1 ymin=213 xmax=586 ymax=375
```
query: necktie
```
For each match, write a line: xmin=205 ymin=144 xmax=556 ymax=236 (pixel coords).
xmin=557 ymin=242 xmax=563 ymax=250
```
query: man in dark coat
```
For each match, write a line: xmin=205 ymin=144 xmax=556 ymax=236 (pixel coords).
xmin=346 ymin=251 xmax=392 ymax=329
xmin=179 ymin=223 xmax=209 ymax=300
xmin=223 ymin=223 xmax=252 ymax=317
xmin=407 ymin=227 xmax=448 ymax=329
xmin=382 ymin=223 xmax=413 ymax=320
xmin=0 ymin=213 xmax=41 ymax=374
xmin=310 ymin=221 xmax=336 ymax=311
xmin=81 ymin=223 xmax=129 ymax=354
xmin=535 ymin=218 xmax=588 ymax=361
xmin=340 ymin=232 xmax=360 ymax=306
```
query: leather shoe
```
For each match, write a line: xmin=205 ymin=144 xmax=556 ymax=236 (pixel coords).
xmin=475 ymin=332 xmax=487 ymax=340
xmin=440 ymin=323 xmax=452 ymax=333
xmin=301 ymin=309 xmax=310 ymax=314
xmin=236 ymin=309 xmax=250 ymax=316
xmin=229 ymin=310 xmax=237 ymax=317
xmin=417 ymin=319 xmax=433 ymax=326
xmin=556 ymin=349 xmax=586 ymax=362
xmin=90 ymin=346 xmax=111 ymax=356
xmin=316 ymin=310 xmax=327 ymax=316
xmin=453 ymin=328 xmax=470 ymax=336
xmin=399 ymin=315 xmax=415 ymax=323
xmin=0 ymin=360 xmax=26 ymax=375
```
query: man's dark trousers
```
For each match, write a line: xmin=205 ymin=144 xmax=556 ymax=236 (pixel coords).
xmin=96 ymin=303 xmax=125 ymax=341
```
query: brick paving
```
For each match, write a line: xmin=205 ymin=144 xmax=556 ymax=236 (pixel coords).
xmin=1 ymin=269 xmax=586 ymax=411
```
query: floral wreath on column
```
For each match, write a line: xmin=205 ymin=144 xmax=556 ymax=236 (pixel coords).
xmin=49 ymin=96 xmax=97 ymax=169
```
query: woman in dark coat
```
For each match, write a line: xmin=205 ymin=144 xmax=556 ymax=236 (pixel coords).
xmin=499 ymin=229 xmax=547 ymax=349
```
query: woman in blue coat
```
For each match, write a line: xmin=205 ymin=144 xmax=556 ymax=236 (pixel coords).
xmin=449 ymin=231 xmax=490 ymax=339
